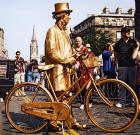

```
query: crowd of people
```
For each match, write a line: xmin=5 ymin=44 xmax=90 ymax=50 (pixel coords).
xmin=73 ymin=26 xmax=140 ymax=110
xmin=13 ymin=51 xmax=41 ymax=96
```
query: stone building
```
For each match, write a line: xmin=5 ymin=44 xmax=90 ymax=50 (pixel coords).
xmin=30 ymin=26 xmax=39 ymax=62
xmin=73 ymin=7 xmax=135 ymax=42
xmin=0 ymin=28 xmax=8 ymax=58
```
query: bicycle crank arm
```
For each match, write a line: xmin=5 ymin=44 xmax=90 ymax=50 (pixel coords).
xmin=21 ymin=102 xmax=70 ymax=121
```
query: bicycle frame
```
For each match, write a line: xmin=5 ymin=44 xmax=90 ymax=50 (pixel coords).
xmin=36 ymin=62 xmax=112 ymax=107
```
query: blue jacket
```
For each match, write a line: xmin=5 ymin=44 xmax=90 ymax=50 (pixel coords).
xmin=102 ymin=50 xmax=115 ymax=74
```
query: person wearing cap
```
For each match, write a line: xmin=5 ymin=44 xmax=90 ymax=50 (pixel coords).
xmin=114 ymin=26 xmax=138 ymax=108
xmin=45 ymin=2 xmax=86 ymax=131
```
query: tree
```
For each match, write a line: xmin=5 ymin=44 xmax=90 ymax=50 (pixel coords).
xmin=82 ymin=28 xmax=112 ymax=56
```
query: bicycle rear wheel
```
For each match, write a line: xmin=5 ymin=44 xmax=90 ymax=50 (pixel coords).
xmin=5 ymin=82 xmax=54 ymax=133
xmin=85 ymin=79 xmax=139 ymax=132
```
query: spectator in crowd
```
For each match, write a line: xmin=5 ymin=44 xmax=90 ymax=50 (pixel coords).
xmin=24 ymin=61 xmax=32 ymax=91
xmin=98 ymin=53 xmax=104 ymax=77
xmin=14 ymin=51 xmax=26 ymax=96
xmin=74 ymin=36 xmax=85 ymax=77
xmin=45 ymin=2 xmax=86 ymax=131
xmin=132 ymin=39 xmax=140 ymax=99
xmin=75 ymin=37 xmax=85 ymax=50
xmin=25 ymin=59 xmax=40 ymax=91
xmin=114 ymin=26 xmax=138 ymax=108
xmin=93 ymin=66 xmax=100 ymax=80
xmin=25 ymin=61 xmax=33 ymax=83
xmin=74 ymin=36 xmax=85 ymax=102
xmin=31 ymin=59 xmax=40 ymax=90
xmin=102 ymin=43 xmax=116 ymax=79
xmin=80 ymin=43 xmax=94 ymax=110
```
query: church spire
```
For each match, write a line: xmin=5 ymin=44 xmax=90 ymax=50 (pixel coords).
xmin=30 ymin=25 xmax=39 ymax=62
xmin=31 ymin=25 xmax=37 ymax=41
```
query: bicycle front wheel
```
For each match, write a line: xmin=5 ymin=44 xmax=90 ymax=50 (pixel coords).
xmin=85 ymin=79 xmax=139 ymax=132
xmin=5 ymin=82 xmax=54 ymax=133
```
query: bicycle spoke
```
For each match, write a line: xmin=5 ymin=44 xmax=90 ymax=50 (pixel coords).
xmin=85 ymin=79 xmax=139 ymax=132
xmin=6 ymin=83 xmax=53 ymax=133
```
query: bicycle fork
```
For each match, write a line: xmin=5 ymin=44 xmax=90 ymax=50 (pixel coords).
xmin=89 ymin=74 xmax=113 ymax=108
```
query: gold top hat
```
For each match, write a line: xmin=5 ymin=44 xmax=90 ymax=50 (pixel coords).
xmin=52 ymin=2 xmax=72 ymax=14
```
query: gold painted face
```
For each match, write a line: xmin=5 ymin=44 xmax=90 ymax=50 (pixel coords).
xmin=63 ymin=14 xmax=71 ymax=25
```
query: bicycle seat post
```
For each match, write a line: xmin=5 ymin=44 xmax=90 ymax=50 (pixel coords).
xmin=45 ymin=71 xmax=58 ymax=102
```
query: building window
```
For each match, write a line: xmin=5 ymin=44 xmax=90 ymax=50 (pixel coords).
xmin=88 ymin=22 xmax=90 ymax=27
xmin=116 ymin=31 xmax=121 ymax=41
xmin=104 ymin=31 xmax=109 ymax=39
xmin=104 ymin=19 xmax=109 ymax=26
xmin=116 ymin=20 xmax=121 ymax=26
xmin=112 ymin=20 xmax=116 ymax=26
xmin=128 ymin=19 xmax=133 ymax=26
xmin=89 ymin=22 xmax=92 ymax=27
xmin=92 ymin=19 xmax=95 ymax=25
xmin=80 ymin=25 xmax=82 ymax=31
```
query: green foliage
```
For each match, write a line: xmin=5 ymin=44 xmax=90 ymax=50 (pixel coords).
xmin=82 ymin=28 xmax=112 ymax=56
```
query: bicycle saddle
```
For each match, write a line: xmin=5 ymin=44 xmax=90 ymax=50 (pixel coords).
xmin=38 ymin=64 xmax=54 ymax=71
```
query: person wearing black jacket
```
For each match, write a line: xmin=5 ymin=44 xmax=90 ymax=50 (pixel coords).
xmin=114 ymin=26 xmax=138 ymax=108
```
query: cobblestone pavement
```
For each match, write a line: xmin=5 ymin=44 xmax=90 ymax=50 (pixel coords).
xmin=1 ymin=101 xmax=140 ymax=135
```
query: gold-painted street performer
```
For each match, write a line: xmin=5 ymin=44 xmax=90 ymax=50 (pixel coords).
xmin=45 ymin=2 xmax=86 ymax=131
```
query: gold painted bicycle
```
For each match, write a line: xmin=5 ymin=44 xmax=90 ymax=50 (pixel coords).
xmin=5 ymin=55 xmax=139 ymax=133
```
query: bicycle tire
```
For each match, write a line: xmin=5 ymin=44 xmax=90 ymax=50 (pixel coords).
xmin=85 ymin=79 xmax=139 ymax=132
xmin=5 ymin=82 xmax=54 ymax=133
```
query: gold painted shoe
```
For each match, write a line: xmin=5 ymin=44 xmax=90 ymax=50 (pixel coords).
xmin=48 ymin=121 xmax=62 ymax=132
xmin=72 ymin=122 xmax=87 ymax=130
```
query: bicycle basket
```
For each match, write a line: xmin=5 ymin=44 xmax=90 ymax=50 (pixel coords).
xmin=83 ymin=56 xmax=98 ymax=68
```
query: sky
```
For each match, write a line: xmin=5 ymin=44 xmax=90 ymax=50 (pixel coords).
xmin=0 ymin=0 xmax=135 ymax=60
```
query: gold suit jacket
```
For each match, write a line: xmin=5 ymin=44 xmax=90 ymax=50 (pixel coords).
xmin=45 ymin=24 xmax=74 ymax=91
